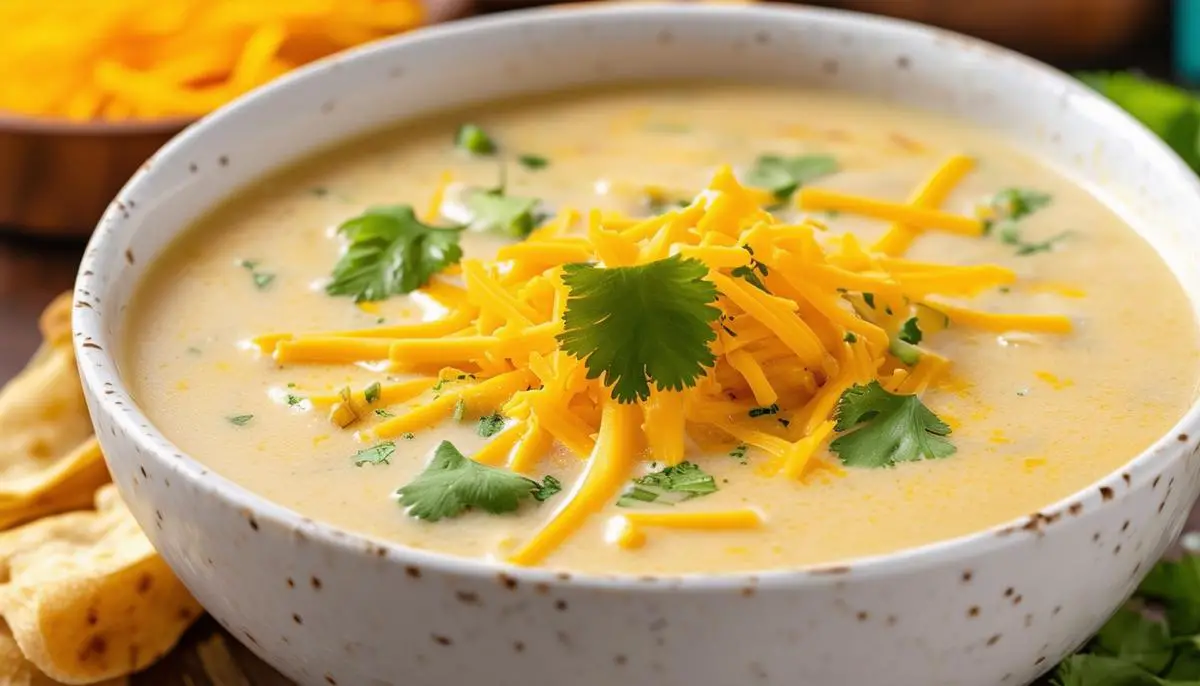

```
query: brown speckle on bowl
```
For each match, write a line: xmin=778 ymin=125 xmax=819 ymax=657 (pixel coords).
xmin=1013 ymin=595 xmax=1023 ymax=606
xmin=1068 ymin=502 xmax=1083 ymax=515
xmin=1004 ymin=587 xmax=1014 ymax=598
xmin=1122 ymin=520 xmax=1131 ymax=532
xmin=293 ymin=613 xmax=303 ymax=625
xmin=513 ymin=640 xmax=525 ymax=653
xmin=856 ymin=611 xmax=868 ymax=622
xmin=614 ymin=654 xmax=629 ymax=666
xmin=555 ymin=599 xmax=569 ymax=611
xmin=498 ymin=572 xmax=518 ymax=590
xmin=405 ymin=565 xmax=421 ymax=579
xmin=1122 ymin=473 xmax=1132 ymax=486
xmin=987 ymin=634 xmax=1002 ymax=647
xmin=124 ymin=249 xmax=135 ymax=265
xmin=324 ymin=674 xmax=337 ymax=685
xmin=896 ymin=55 xmax=911 ymax=69
xmin=1053 ymin=605 xmax=1063 ymax=615
xmin=810 ymin=565 xmax=852 ymax=576
xmin=311 ymin=576 xmax=323 ymax=590
xmin=534 ymin=582 xmax=550 ymax=595
xmin=1025 ymin=613 xmax=1034 ymax=628
xmin=1099 ymin=486 xmax=1114 ymax=501
xmin=1179 ymin=433 xmax=1189 ymax=442
xmin=286 ymin=577 xmax=295 ymax=589
xmin=218 ymin=155 xmax=229 ymax=167
xmin=455 ymin=591 xmax=481 ymax=606
xmin=432 ymin=634 xmax=453 ymax=646
xmin=968 ymin=606 xmax=980 ymax=618
xmin=886 ymin=615 xmax=898 ymax=627
xmin=556 ymin=572 xmax=572 ymax=582
xmin=961 ymin=570 xmax=973 ymax=582
xmin=1114 ymin=544 xmax=1123 ymax=555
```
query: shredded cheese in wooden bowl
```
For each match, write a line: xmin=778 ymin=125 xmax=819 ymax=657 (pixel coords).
xmin=251 ymin=156 xmax=1071 ymax=566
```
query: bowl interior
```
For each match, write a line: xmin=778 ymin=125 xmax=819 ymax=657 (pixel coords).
xmin=75 ymin=4 xmax=1200 ymax=580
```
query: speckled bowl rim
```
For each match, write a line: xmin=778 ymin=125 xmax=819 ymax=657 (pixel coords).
xmin=75 ymin=4 xmax=1200 ymax=591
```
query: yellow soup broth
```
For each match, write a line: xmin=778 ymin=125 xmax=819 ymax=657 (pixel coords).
xmin=124 ymin=84 xmax=1200 ymax=574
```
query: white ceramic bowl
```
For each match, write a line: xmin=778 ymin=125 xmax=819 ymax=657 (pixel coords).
xmin=74 ymin=5 xmax=1200 ymax=685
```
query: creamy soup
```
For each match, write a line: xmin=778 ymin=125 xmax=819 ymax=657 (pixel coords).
xmin=125 ymin=84 xmax=1199 ymax=575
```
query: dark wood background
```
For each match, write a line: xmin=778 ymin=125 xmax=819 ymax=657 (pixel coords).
xmin=0 ymin=2 xmax=1184 ymax=682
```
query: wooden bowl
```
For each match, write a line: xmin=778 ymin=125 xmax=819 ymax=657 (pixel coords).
xmin=0 ymin=116 xmax=190 ymax=239
xmin=0 ymin=0 xmax=475 ymax=240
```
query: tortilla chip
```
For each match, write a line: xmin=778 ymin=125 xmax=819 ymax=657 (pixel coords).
xmin=0 ymin=620 xmax=126 ymax=686
xmin=0 ymin=484 xmax=202 ymax=684
xmin=0 ymin=293 xmax=104 ymax=528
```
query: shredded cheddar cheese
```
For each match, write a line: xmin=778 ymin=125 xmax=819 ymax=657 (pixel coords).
xmin=254 ymin=158 xmax=1074 ymax=566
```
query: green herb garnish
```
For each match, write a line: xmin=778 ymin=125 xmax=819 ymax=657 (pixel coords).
xmin=745 ymin=154 xmax=838 ymax=200
xmin=748 ymin=403 xmax=779 ymax=418
xmin=395 ymin=441 xmax=543 ymax=521
xmin=616 ymin=461 xmax=717 ymax=507
xmin=374 ymin=408 xmax=396 ymax=418
xmin=452 ymin=397 xmax=467 ymax=422
xmin=729 ymin=444 xmax=749 ymax=464
xmin=1079 ymin=71 xmax=1200 ymax=173
xmin=364 ymin=382 xmax=382 ymax=404
xmin=532 ymin=475 xmax=562 ymax=502
xmin=285 ymin=394 xmax=303 ymax=407
xmin=843 ymin=332 xmax=858 ymax=343
xmin=227 ymin=414 xmax=254 ymax=427
xmin=325 ymin=205 xmax=465 ymax=302
xmin=829 ymin=381 xmax=955 ymax=468
xmin=517 ymin=154 xmax=549 ymax=170
xmin=464 ymin=187 xmax=542 ymax=238
xmin=862 ymin=292 xmax=876 ymax=309
xmin=238 ymin=259 xmax=276 ymax=291
xmin=898 ymin=317 xmax=923 ymax=345
xmin=455 ymin=124 xmax=496 ymax=155
xmin=558 ymin=255 xmax=720 ymax=403
xmin=730 ymin=245 xmax=770 ymax=292
xmin=353 ymin=441 xmax=396 ymax=466
xmin=477 ymin=412 xmax=506 ymax=438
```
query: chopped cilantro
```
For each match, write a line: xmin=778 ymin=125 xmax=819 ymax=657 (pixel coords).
xmin=352 ymin=441 xmax=396 ymax=466
xmin=227 ymin=414 xmax=253 ymax=427
xmin=729 ymin=444 xmax=749 ymax=464
xmin=1015 ymin=231 xmax=1071 ymax=256
xmin=325 ymin=205 xmax=465 ymax=302
xmin=364 ymin=382 xmax=381 ymax=404
xmin=745 ymin=154 xmax=838 ymax=200
xmin=898 ymin=317 xmax=923 ymax=345
xmin=730 ymin=245 xmax=770 ymax=292
xmin=517 ymin=154 xmax=549 ymax=170
xmin=401 ymin=432 xmax=415 ymax=440
xmin=829 ymin=381 xmax=955 ymax=468
xmin=374 ymin=408 xmax=396 ymax=418
xmin=455 ymin=124 xmax=496 ymax=155
xmin=532 ymin=475 xmax=562 ymax=502
xmin=748 ymin=403 xmax=779 ymax=418
xmin=452 ymin=397 xmax=467 ymax=422
xmin=986 ymin=188 xmax=1052 ymax=223
xmin=477 ymin=412 xmax=506 ymax=438
xmin=843 ymin=332 xmax=858 ymax=343
xmin=186 ymin=346 xmax=203 ymax=356
xmin=395 ymin=441 xmax=542 ymax=521
xmin=558 ymin=255 xmax=720 ymax=403
xmin=616 ymin=462 xmax=717 ymax=507
xmin=862 ymin=292 xmax=876 ymax=309
xmin=285 ymin=394 xmax=303 ymax=407
xmin=464 ymin=187 xmax=542 ymax=238
xmin=238 ymin=259 xmax=275 ymax=291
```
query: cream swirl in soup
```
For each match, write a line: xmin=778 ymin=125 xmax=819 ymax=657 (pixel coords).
xmin=124 ymin=84 xmax=1199 ymax=574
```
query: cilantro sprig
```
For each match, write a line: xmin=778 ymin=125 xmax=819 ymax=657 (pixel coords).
xmin=395 ymin=441 xmax=556 ymax=521
xmin=465 ymin=187 xmax=542 ymax=238
xmin=829 ymin=381 xmax=955 ymax=468
xmin=558 ymin=255 xmax=721 ymax=403
xmin=1049 ymin=553 xmax=1200 ymax=684
xmin=325 ymin=205 xmax=465 ymax=302
xmin=745 ymin=154 xmax=838 ymax=201
xmin=616 ymin=462 xmax=717 ymax=507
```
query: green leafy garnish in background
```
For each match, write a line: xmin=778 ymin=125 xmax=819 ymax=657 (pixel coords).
xmin=395 ymin=441 xmax=547 ymax=521
xmin=1050 ymin=553 xmax=1200 ymax=684
xmin=557 ymin=255 xmax=721 ymax=403
xmin=476 ymin=412 xmax=506 ymax=438
xmin=1080 ymin=72 xmax=1200 ymax=172
xmin=517 ymin=154 xmax=549 ymax=170
xmin=616 ymin=461 xmax=718 ymax=507
xmin=455 ymin=123 xmax=496 ymax=156
xmin=829 ymin=381 xmax=955 ymax=468
xmin=745 ymin=154 xmax=839 ymax=200
xmin=325 ymin=205 xmax=465 ymax=302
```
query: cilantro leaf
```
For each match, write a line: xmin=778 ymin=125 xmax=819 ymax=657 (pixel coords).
xmin=517 ymin=154 xmax=549 ymax=170
xmin=477 ymin=412 xmax=506 ymax=438
xmin=616 ymin=461 xmax=717 ymax=507
xmin=395 ymin=441 xmax=540 ymax=521
xmin=1052 ymin=654 xmax=1177 ymax=686
xmin=227 ymin=414 xmax=253 ymax=427
xmin=729 ymin=444 xmax=749 ymax=464
xmin=532 ymin=475 xmax=562 ymax=502
xmin=1093 ymin=607 xmax=1174 ymax=674
xmin=898 ymin=317 xmax=923 ymax=345
xmin=748 ymin=404 xmax=779 ymax=418
xmin=239 ymin=259 xmax=275 ymax=291
xmin=745 ymin=154 xmax=838 ymax=200
xmin=1139 ymin=557 xmax=1200 ymax=635
xmin=1015 ymin=231 xmax=1071 ymax=256
xmin=987 ymin=188 xmax=1053 ymax=222
xmin=364 ymin=382 xmax=381 ymax=404
xmin=455 ymin=123 xmax=496 ymax=155
xmin=325 ymin=205 xmax=465 ymax=302
xmin=829 ymin=381 xmax=955 ymax=468
xmin=464 ymin=188 xmax=542 ymax=238
xmin=374 ymin=408 xmax=395 ymax=418
xmin=558 ymin=255 xmax=720 ymax=403
xmin=730 ymin=244 xmax=770 ymax=292
xmin=353 ymin=441 xmax=396 ymax=466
